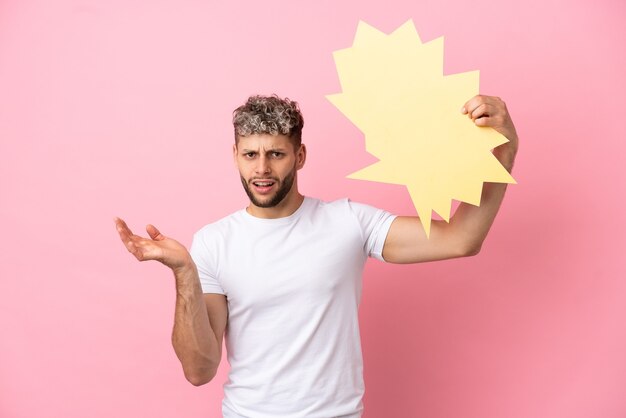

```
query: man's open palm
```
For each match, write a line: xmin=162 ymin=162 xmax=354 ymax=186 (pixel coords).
xmin=114 ymin=217 xmax=192 ymax=271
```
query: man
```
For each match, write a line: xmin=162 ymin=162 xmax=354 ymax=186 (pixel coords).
xmin=115 ymin=94 xmax=518 ymax=418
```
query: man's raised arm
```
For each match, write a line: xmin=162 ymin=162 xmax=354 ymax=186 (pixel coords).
xmin=114 ymin=218 xmax=227 ymax=385
xmin=382 ymin=95 xmax=519 ymax=264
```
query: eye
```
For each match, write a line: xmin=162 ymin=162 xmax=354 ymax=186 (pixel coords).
xmin=270 ymin=151 xmax=284 ymax=158
xmin=244 ymin=152 xmax=256 ymax=159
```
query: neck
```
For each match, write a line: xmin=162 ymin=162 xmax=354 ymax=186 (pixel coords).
xmin=246 ymin=188 xmax=305 ymax=219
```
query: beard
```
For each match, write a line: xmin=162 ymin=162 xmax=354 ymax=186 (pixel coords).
xmin=240 ymin=165 xmax=297 ymax=208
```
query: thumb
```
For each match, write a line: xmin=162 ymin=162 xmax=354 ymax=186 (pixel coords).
xmin=146 ymin=224 xmax=165 ymax=241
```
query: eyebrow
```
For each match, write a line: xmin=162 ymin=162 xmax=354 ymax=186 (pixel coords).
xmin=240 ymin=147 xmax=287 ymax=153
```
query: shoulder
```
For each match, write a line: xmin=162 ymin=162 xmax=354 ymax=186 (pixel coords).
xmin=317 ymin=197 xmax=385 ymax=216
xmin=304 ymin=196 xmax=389 ymax=224
xmin=305 ymin=196 xmax=367 ymax=212
xmin=192 ymin=210 xmax=245 ymax=244
xmin=303 ymin=196 xmax=353 ymax=218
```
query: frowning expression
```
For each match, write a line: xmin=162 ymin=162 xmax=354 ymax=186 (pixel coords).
xmin=234 ymin=134 xmax=306 ymax=209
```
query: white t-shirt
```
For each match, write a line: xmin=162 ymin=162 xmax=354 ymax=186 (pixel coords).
xmin=190 ymin=197 xmax=396 ymax=418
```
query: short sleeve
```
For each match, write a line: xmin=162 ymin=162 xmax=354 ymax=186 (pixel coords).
xmin=189 ymin=230 xmax=226 ymax=295
xmin=347 ymin=200 xmax=397 ymax=262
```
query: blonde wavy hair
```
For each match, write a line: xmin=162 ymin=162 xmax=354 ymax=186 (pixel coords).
xmin=232 ymin=95 xmax=304 ymax=147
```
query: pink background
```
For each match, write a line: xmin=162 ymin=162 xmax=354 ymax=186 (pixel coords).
xmin=1 ymin=0 xmax=625 ymax=417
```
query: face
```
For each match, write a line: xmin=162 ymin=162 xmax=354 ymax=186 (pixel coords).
xmin=234 ymin=134 xmax=306 ymax=209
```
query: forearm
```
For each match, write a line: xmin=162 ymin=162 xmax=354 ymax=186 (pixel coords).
xmin=450 ymin=145 xmax=516 ymax=253
xmin=171 ymin=262 xmax=220 ymax=385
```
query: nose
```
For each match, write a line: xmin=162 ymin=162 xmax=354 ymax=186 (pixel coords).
xmin=255 ymin=154 xmax=271 ymax=174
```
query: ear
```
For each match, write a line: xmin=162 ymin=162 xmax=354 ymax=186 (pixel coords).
xmin=233 ymin=143 xmax=238 ymax=166
xmin=296 ymin=144 xmax=307 ymax=170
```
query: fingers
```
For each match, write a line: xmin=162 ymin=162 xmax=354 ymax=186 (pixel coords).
xmin=146 ymin=224 xmax=165 ymax=241
xmin=469 ymin=103 xmax=490 ymax=120
xmin=121 ymin=233 xmax=154 ymax=261
xmin=461 ymin=95 xmax=508 ymax=126
xmin=462 ymin=95 xmax=499 ymax=117
xmin=114 ymin=217 xmax=141 ymax=258
xmin=462 ymin=95 xmax=518 ymax=145
xmin=115 ymin=218 xmax=170 ymax=263
xmin=114 ymin=217 xmax=133 ymax=242
xmin=113 ymin=218 xmax=148 ymax=261
xmin=114 ymin=217 xmax=131 ymax=232
xmin=474 ymin=117 xmax=489 ymax=127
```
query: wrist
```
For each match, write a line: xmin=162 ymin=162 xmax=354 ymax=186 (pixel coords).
xmin=173 ymin=260 xmax=201 ymax=298
xmin=172 ymin=256 xmax=196 ymax=277
xmin=494 ymin=142 xmax=517 ymax=173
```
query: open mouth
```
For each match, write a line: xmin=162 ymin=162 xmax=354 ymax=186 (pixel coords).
xmin=251 ymin=179 xmax=276 ymax=193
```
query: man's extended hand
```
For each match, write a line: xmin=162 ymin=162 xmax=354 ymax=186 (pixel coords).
xmin=114 ymin=217 xmax=192 ymax=272
xmin=115 ymin=217 xmax=226 ymax=385
xmin=462 ymin=95 xmax=518 ymax=171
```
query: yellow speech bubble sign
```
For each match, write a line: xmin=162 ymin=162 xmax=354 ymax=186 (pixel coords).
xmin=327 ymin=20 xmax=516 ymax=237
